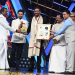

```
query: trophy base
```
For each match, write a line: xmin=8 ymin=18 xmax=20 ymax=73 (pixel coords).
xmin=21 ymin=31 xmax=27 ymax=33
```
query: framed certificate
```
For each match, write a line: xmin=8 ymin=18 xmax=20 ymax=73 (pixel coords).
xmin=36 ymin=24 xmax=51 ymax=40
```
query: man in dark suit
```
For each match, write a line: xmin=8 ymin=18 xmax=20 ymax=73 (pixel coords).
xmin=27 ymin=7 xmax=47 ymax=72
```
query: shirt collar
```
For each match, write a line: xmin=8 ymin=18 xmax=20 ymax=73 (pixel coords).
xmin=0 ymin=14 xmax=6 ymax=21
xmin=0 ymin=14 xmax=6 ymax=18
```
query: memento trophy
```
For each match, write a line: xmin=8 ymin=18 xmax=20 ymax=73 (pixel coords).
xmin=21 ymin=23 xmax=27 ymax=33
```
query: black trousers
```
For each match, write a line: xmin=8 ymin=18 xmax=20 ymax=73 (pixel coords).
xmin=30 ymin=41 xmax=44 ymax=69
xmin=9 ymin=43 xmax=24 ymax=68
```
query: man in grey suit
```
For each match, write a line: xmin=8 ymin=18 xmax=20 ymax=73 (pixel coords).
xmin=50 ymin=10 xmax=75 ymax=74
xmin=70 ymin=12 xmax=75 ymax=73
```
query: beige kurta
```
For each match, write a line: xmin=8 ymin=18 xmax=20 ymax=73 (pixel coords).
xmin=28 ymin=16 xmax=43 ymax=57
xmin=49 ymin=22 xmax=67 ymax=72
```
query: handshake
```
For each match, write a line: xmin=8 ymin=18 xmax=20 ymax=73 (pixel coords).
xmin=16 ymin=21 xmax=28 ymax=35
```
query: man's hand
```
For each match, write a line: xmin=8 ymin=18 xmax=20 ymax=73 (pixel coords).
xmin=50 ymin=30 xmax=55 ymax=33
xmin=20 ymin=21 xmax=23 ymax=25
xmin=42 ymin=38 xmax=45 ymax=40
xmin=16 ymin=29 xmax=21 ymax=33
xmin=49 ymin=35 xmax=54 ymax=40
xmin=53 ymin=39 xmax=60 ymax=44
xmin=23 ymin=33 xmax=28 ymax=35
xmin=18 ymin=21 xmax=23 ymax=29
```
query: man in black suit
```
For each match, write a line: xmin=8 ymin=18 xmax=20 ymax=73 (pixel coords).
xmin=27 ymin=7 xmax=47 ymax=72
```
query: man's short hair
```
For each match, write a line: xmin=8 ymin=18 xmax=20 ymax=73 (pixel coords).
xmin=1 ymin=8 xmax=7 ymax=13
xmin=57 ymin=13 xmax=63 ymax=19
xmin=70 ymin=12 xmax=75 ymax=17
xmin=63 ymin=10 xmax=70 ymax=15
xmin=34 ymin=7 xmax=41 ymax=11
xmin=18 ymin=9 xmax=24 ymax=14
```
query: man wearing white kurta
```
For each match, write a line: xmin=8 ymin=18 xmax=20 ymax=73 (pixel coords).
xmin=9 ymin=9 xmax=28 ymax=70
xmin=0 ymin=8 xmax=21 ymax=70
xmin=49 ymin=14 xmax=66 ymax=73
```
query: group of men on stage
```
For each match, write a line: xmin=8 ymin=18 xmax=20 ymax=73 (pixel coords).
xmin=0 ymin=7 xmax=75 ymax=74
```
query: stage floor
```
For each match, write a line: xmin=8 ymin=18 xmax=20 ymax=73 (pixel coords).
xmin=0 ymin=68 xmax=74 ymax=75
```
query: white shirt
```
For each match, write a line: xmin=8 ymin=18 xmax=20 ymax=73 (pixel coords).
xmin=34 ymin=17 xmax=39 ymax=35
xmin=11 ymin=18 xmax=28 ymax=43
xmin=0 ymin=14 xmax=16 ymax=40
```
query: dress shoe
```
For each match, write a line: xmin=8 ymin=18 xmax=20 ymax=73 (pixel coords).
xmin=5 ymin=68 xmax=10 ymax=71
xmin=57 ymin=72 xmax=66 ymax=74
xmin=0 ymin=69 xmax=5 ymax=70
xmin=37 ymin=69 xmax=41 ymax=73
xmin=73 ymin=71 xmax=75 ymax=74
xmin=27 ymin=68 xmax=33 ymax=72
xmin=16 ymin=67 xmax=20 ymax=71
xmin=48 ymin=71 xmax=55 ymax=73
xmin=65 ymin=71 xmax=74 ymax=74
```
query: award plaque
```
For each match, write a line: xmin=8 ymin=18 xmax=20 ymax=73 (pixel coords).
xmin=21 ymin=23 xmax=27 ymax=33
xmin=36 ymin=24 xmax=51 ymax=40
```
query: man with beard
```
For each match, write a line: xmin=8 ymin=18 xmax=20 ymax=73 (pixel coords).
xmin=9 ymin=9 xmax=28 ymax=70
xmin=27 ymin=7 xmax=47 ymax=72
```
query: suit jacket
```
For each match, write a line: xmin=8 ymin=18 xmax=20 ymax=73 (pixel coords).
xmin=11 ymin=18 xmax=28 ymax=43
xmin=64 ymin=17 xmax=75 ymax=43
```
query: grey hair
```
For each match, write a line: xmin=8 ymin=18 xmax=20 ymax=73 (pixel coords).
xmin=70 ymin=12 xmax=75 ymax=17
